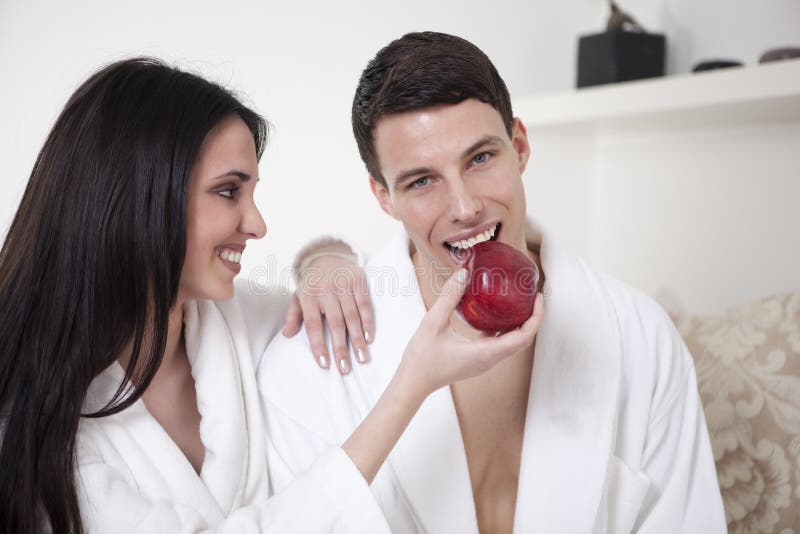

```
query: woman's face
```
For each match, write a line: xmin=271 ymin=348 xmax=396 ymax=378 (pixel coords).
xmin=180 ymin=115 xmax=266 ymax=302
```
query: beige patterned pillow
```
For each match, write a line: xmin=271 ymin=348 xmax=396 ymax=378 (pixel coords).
xmin=673 ymin=291 xmax=800 ymax=533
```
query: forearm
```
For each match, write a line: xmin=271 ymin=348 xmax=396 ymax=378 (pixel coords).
xmin=341 ymin=270 xmax=542 ymax=486
xmin=342 ymin=362 xmax=428 ymax=484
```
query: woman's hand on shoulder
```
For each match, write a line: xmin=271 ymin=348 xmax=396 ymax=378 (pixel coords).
xmin=282 ymin=254 xmax=374 ymax=374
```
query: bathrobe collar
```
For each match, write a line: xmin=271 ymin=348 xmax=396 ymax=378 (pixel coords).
xmin=84 ymin=299 xmax=267 ymax=524
xmin=353 ymin=220 xmax=622 ymax=532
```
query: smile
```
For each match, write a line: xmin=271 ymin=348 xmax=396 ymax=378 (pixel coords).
xmin=215 ymin=245 xmax=244 ymax=274
xmin=444 ymin=223 xmax=500 ymax=251
xmin=217 ymin=248 xmax=242 ymax=264
xmin=443 ymin=222 xmax=501 ymax=262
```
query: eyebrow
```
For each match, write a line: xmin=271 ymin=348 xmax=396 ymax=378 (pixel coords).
xmin=211 ymin=170 xmax=252 ymax=182
xmin=393 ymin=166 xmax=434 ymax=192
xmin=391 ymin=135 xmax=506 ymax=192
xmin=462 ymin=135 xmax=504 ymax=159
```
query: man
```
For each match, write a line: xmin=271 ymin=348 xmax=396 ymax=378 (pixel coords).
xmin=258 ymin=32 xmax=725 ymax=533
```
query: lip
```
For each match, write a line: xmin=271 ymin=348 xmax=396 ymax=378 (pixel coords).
xmin=215 ymin=243 xmax=245 ymax=274
xmin=442 ymin=221 xmax=502 ymax=265
xmin=442 ymin=220 xmax=500 ymax=245
xmin=216 ymin=243 xmax=246 ymax=253
xmin=219 ymin=257 xmax=242 ymax=274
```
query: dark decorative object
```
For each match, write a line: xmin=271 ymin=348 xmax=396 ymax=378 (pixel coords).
xmin=692 ymin=60 xmax=743 ymax=73
xmin=759 ymin=47 xmax=800 ymax=63
xmin=577 ymin=1 xmax=666 ymax=88
xmin=606 ymin=1 xmax=644 ymax=32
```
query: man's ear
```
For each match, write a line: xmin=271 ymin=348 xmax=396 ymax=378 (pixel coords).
xmin=369 ymin=177 xmax=398 ymax=219
xmin=511 ymin=118 xmax=531 ymax=174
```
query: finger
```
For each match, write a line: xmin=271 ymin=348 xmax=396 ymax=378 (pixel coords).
xmin=340 ymin=295 xmax=369 ymax=364
xmin=427 ymin=268 xmax=469 ymax=330
xmin=321 ymin=297 xmax=352 ymax=375
xmin=354 ymin=275 xmax=375 ymax=344
xmin=473 ymin=293 xmax=545 ymax=357
xmin=297 ymin=296 xmax=330 ymax=369
xmin=282 ymin=294 xmax=303 ymax=337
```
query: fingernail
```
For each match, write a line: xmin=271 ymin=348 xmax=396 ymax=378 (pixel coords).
xmin=338 ymin=358 xmax=350 ymax=374
xmin=365 ymin=331 xmax=372 ymax=344
xmin=356 ymin=347 xmax=369 ymax=364
xmin=318 ymin=354 xmax=329 ymax=368
xmin=457 ymin=269 xmax=467 ymax=284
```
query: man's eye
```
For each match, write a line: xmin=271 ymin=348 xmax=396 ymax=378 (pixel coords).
xmin=410 ymin=177 xmax=430 ymax=189
xmin=473 ymin=152 xmax=491 ymax=164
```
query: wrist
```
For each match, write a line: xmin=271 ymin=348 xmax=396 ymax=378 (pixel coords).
xmin=292 ymin=236 xmax=365 ymax=279
xmin=299 ymin=248 xmax=358 ymax=273
xmin=392 ymin=358 xmax=432 ymax=408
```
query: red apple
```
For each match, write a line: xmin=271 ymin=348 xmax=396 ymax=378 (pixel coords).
xmin=457 ymin=240 xmax=539 ymax=332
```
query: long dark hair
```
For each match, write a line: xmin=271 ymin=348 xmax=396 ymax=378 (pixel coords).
xmin=0 ymin=57 xmax=267 ymax=534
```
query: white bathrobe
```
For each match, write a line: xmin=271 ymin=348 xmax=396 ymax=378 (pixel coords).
xmin=77 ymin=281 xmax=390 ymax=533
xmin=258 ymin=223 xmax=726 ymax=533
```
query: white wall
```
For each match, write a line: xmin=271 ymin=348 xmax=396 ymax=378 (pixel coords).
xmin=1 ymin=0 xmax=798 ymax=308
xmin=590 ymin=123 xmax=800 ymax=314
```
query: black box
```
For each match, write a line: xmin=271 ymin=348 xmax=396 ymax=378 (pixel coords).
xmin=577 ymin=31 xmax=666 ymax=88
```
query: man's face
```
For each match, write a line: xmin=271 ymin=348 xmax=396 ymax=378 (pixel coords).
xmin=370 ymin=99 xmax=531 ymax=283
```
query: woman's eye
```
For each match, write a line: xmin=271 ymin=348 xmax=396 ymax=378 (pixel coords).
xmin=218 ymin=187 xmax=238 ymax=199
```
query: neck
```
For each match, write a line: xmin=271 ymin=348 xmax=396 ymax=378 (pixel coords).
xmin=117 ymin=300 xmax=186 ymax=375
xmin=162 ymin=302 xmax=186 ymax=370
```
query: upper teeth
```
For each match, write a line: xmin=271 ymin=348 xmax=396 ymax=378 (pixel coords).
xmin=447 ymin=224 xmax=497 ymax=250
xmin=219 ymin=249 xmax=242 ymax=264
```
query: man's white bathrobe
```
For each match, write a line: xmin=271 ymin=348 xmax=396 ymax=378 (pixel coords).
xmin=258 ymin=223 xmax=726 ymax=533
xmin=77 ymin=283 xmax=390 ymax=533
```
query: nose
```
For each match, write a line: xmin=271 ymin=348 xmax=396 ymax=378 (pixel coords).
xmin=240 ymin=200 xmax=267 ymax=239
xmin=447 ymin=178 xmax=482 ymax=223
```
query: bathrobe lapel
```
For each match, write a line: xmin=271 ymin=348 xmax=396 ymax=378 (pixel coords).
xmin=350 ymin=233 xmax=480 ymax=533
xmin=85 ymin=363 xmax=226 ymax=524
xmin=513 ymin=222 xmax=622 ymax=532
xmin=359 ymin=225 xmax=622 ymax=532
xmin=85 ymin=298 xmax=267 ymax=525
xmin=184 ymin=299 xmax=270 ymax=515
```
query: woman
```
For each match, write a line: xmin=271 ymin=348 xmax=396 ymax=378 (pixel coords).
xmin=0 ymin=58 xmax=543 ymax=533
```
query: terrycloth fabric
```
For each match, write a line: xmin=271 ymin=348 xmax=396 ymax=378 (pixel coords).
xmin=258 ymin=221 xmax=726 ymax=533
xmin=77 ymin=281 xmax=389 ymax=533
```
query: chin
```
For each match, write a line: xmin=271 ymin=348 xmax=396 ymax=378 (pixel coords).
xmin=192 ymin=282 xmax=236 ymax=302
xmin=212 ymin=285 xmax=236 ymax=301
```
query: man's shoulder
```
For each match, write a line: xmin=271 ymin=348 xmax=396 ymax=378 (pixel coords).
xmin=258 ymin=327 xmax=322 ymax=393
xmin=258 ymin=328 xmax=362 ymax=440
xmin=594 ymin=271 xmax=675 ymax=334
xmin=552 ymin=248 xmax=682 ymax=359
xmin=598 ymin=270 xmax=689 ymax=357
xmin=591 ymin=270 xmax=696 ymax=415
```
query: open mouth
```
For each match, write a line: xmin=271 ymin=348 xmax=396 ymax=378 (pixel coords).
xmin=443 ymin=223 xmax=501 ymax=263
xmin=217 ymin=248 xmax=242 ymax=264
xmin=216 ymin=246 xmax=243 ymax=274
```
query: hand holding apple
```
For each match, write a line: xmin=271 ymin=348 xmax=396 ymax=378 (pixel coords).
xmin=399 ymin=268 xmax=544 ymax=396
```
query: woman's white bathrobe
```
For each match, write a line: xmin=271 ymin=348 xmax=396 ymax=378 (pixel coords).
xmin=258 ymin=223 xmax=726 ymax=533
xmin=77 ymin=282 xmax=390 ymax=533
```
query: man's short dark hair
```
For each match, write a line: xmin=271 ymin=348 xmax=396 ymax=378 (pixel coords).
xmin=351 ymin=31 xmax=514 ymax=187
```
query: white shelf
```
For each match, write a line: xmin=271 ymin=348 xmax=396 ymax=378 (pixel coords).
xmin=514 ymin=59 xmax=800 ymax=133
